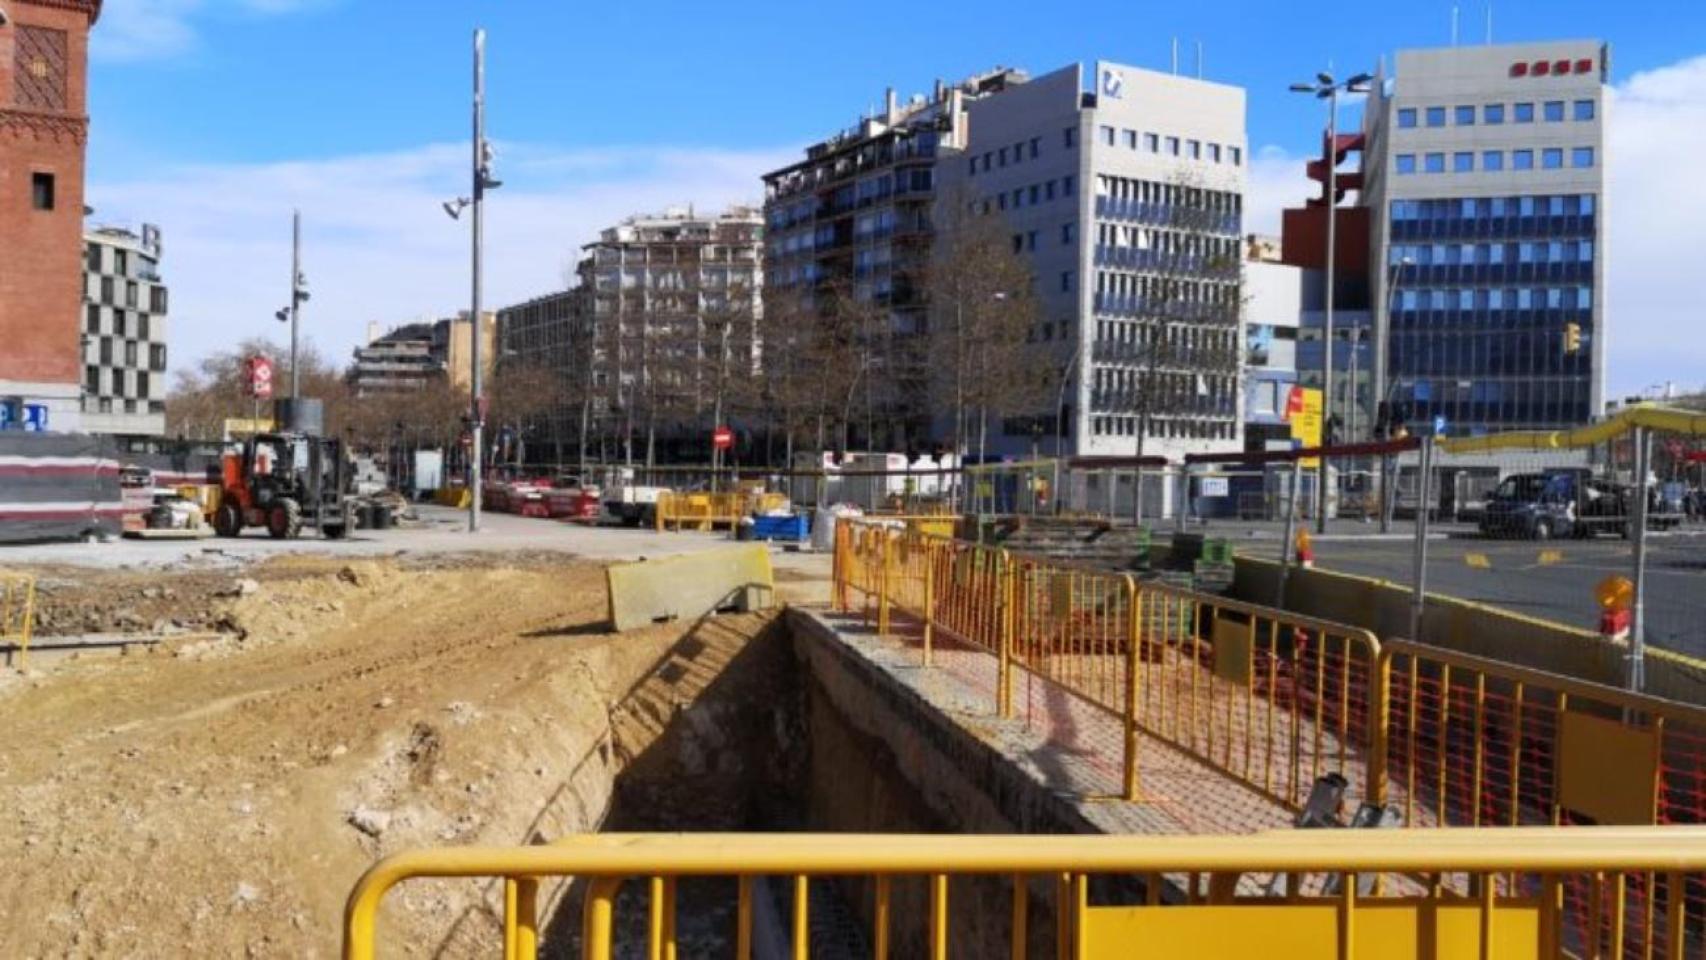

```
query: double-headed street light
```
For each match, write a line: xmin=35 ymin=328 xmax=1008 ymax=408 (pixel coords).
xmin=1290 ymin=70 xmax=1372 ymax=532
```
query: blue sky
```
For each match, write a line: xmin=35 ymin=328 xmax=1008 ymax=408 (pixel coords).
xmin=83 ymin=0 xmax=1706 ymax=397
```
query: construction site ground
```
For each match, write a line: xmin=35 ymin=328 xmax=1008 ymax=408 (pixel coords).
xmin=0 ymin=510 xmax=829 ymax=958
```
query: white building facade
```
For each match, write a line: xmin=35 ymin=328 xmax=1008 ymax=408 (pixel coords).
xmin=950 ymin=61 xmax=1248 ymax=462
xmin=80 ymin=225 xmax=167 ymax=437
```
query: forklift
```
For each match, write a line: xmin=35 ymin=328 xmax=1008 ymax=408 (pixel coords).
xmin=214 ymin=432 xmax=354 ymax=539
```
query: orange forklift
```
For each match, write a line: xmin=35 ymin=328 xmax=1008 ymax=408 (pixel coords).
xmin=214 ymin=432 xmax=353 ymax=539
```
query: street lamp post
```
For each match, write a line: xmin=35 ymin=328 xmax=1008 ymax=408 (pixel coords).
xmin=1377 ymin=256 xmax=1415 ymax=531
xmin=444 ymin=29 xmax=501 ymax=532
xmin=1291 ymin=70 xmax=1372 ymax=533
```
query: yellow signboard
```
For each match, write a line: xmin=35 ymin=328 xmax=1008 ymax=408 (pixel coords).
xmin=1286 ymin=386 xmax=1323 ymax=467
xmin=222 ymin=417 xmax=276 ymax=438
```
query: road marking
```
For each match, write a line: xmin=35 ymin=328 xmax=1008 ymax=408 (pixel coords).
xmin=1537 ymin=549 xmax=1564 ymax=566
xmin=1465 ymin=552 xmax=1491 ymax=569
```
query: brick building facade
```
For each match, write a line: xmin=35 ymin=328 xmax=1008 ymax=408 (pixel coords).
xmin=0 ymin=0 xmax=100 ymax=433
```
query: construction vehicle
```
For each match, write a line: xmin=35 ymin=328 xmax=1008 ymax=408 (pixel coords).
xmin=213 ymin=432 xmax=354 ymax=539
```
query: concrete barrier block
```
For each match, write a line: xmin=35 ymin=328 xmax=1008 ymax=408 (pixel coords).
xmin=606 ymin=545 xmax=775 ymax=632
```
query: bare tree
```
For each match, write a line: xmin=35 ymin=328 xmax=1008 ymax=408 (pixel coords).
xmin=927 ymin=188 xmax=1042 ymax=466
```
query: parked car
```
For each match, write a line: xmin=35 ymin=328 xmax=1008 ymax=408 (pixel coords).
xmin=1479 ymin=472 xmax=1578 ymax=540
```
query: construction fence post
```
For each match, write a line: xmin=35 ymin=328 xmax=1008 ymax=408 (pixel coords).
xmin=877 ymin=530 xmax=892 ymax=638
xmin=1628 ymin=425 xmax=1651 ymax=692
xmin=923 ymin=547 xmax=935 ymax=668
xmin=998 ymin=551 xmax=1015 ymax=718
xmin=1369 ymin=646 xmax=1391 ymax=808
xmin=1123 ymin=577 xmax=1142 ymax=802
xmin=1276 ymin=459 xmax=1303 ymax=609
xmin=1408 ymin=435 xmax=1435 ymax=643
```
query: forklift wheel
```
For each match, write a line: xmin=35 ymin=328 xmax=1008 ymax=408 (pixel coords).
xmin=267 ymin=499 xmax=303 ymax=539
xmin=214 ymin=503 xmax=243 ymax=538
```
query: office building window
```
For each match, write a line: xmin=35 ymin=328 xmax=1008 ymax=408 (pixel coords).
xmin=1100 ymin=125 xmax=1115 ymax=146
xmin=1143 ymin=132 xmax=1159 ymax=152
xmin=31 ymin=172 xmax=55 ymax=210
xmin=1064 ymin=127 xmax=1076 ymax=148
xmin=1426 ymin=106 xmax=1446 ymax=127
xmin=1165 ymin=136 xmax=1180 ymax=155
xmin=1063 ymin=174 xmax=1075 ymax=195
xmin=1513 ymin=149 xmax=1534 ymax=170
xmin=1061 ymin=222 xmax=1074 ymax=245
xmin=969 ymin=158 xmax=977 ymax=176
xmin=1045 ymin=180 xmax=1055 ymax=200
xmin=1455 ymin=105 xmax=1475 ymax=125
xmin=1030 ymin=136 xmax=1041 ymax=158
xmin=1574 ymin=99 xmax=1595 ymax=121
xmin=1208 ymin=143 xmax=1221 ymax=163
xmin=1544 ymin=100 xmax=1565 ymax=122
xmin=1424 ymin=152 xmax=1445 ymax=174
xmin=1572 ymin=147 xmax=1594 ymax=168
xmin=85 ymin=365 xmax=99 ymax=394
xmin=1485 ymin=103 xmax=1505 ymax=124
xmin=1060 ymin=270 xmax=1073 ymax=293
xmin=1396 ymin=154 xmax=1417 ymax=174
xmin=998 ymin=146 xmax=1008 ymax=166
xmin=1187 ymin=139 xmax=1201 ymax=159
xmin=1542 ymin=148 xmax=1564 ymax=169
xmin=1026 ymin=229 xmax=1038 ymax=251
xmin=85 ymin=303 xmax=99 ymax=333
xmin=124 ymin=341 xmax=137 ymax=366
xmin=1124 ymin=129 xmax=1138 ymax=149
xmin=1229 ymin=146 xmax=1241 ymax=166
xmin=1483 ymin=150 xmax=1504 ymax=171
xmin=1398 ymin=107 xmax=1417 ymax=128
xmin=1454 ymin=152 xmax=1474 ymax=173
xmin=1514 ymin=102 xmax=1534 ymax=123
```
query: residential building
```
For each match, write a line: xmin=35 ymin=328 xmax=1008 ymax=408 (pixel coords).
xmin=496 ymin=286 xmax=591 ymax=465
xmin=80 ymin=224 xmax=168 ymax=437
xmin=762 ymin=69 xmax=1025 ymax=447
xmin=0 ymin=0 xmax=100 ymax=433
xmin=1242 ymin=236 xmax=1303 ymax=451
xmin=349 ymin=312 xmax=495 ymax=396
xmin=582 ymin=206 xmax=763 ymax=463
xmin=949 ymin=60 xmax=1247 ymax=465
xmin=1364 ymin=40 xmax=1609 ymax=435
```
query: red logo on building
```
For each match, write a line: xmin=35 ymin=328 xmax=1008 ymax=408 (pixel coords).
xmin=1510 ymin=58 xmax=1594 ymax=78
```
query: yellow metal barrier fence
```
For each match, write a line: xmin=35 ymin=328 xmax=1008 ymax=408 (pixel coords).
xmin=833 ymin=519 xmax=1384 ymax=808
xmin=344 ymin=828 xmax=1706 ymax=960
xmin=1 ymin=571 xmax=37 ymax=671
xmin=653 ymin=490 xmax=789 ymax=531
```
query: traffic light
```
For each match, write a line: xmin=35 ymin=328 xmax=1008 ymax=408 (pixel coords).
xmin=1564 ymin=322 xmax=1583 ymax=354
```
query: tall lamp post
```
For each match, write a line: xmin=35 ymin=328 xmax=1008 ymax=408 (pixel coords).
xmin=443 ymin=28 xmax=501 ymax=532
xmin=1290 ymin=70 xmax=1372 ymax=533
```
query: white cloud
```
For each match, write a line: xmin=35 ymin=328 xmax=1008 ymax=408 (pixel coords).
xmin=1604 ymin=55 xmax=1706 ymax=398
xmin=91 ymin=0 xmax=324 ymax=62
xmin=1244 ymin=55 xmax=1706 ymax=399
xmin=86 ymin=143 xmax=792 ymax=376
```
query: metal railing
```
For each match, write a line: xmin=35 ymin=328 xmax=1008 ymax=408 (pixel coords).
xmin=1 ymin=571 xmax=37 ymax=671
xmin=833 ymin=519 xmax=1383 ymax=806
xmin=343 ymin=828 xmax=1706 ymax=960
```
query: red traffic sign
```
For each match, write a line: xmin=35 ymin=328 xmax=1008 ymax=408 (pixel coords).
xmin=245 ymin=356 xmax=274 ymax=400
xmin=712 ymin=426 xmax=734 ymax=450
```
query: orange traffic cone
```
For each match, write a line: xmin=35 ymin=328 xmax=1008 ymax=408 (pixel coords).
xmin=1295 ymin=529 xmax=1315 ymax=569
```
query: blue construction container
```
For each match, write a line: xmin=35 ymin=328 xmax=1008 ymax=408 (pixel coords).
xmin=751 ymin=513 xmax=810 ymax=542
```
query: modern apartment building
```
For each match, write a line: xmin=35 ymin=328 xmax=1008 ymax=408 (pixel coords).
xmin=349 ymin=312 xmax=495 ymax=397
xmin=0 ymin=0 xmax=100 ymax=433
xmin=582 ymin=206 xmax=763 ymax=461
xmin=761 ymin=69 xmax=1025 ymax=447
xmin=496 ymin=286 xmax=591 ymax=462
xmin=949 ymin=61 xmax=1247 ymax=462
xmin=80 ymin=224 xmax=167 ymax=437
xmin=1363 ymin=41 xmax=1608 ymax=435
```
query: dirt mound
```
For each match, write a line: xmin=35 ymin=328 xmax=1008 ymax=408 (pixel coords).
xmin=0 ymin=552 xmax=755 ymax=957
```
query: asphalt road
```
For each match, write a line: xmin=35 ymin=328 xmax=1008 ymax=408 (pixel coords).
xmin=1233 ymin=526 xmax=1706 ymax=660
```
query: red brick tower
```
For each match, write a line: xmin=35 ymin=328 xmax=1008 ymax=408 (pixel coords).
xmin=0 ymin=0 xmax=100 ymax=431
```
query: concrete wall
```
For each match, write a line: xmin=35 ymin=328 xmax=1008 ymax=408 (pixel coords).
xmin=1232 ymin=556 xmax=1706 ymax=704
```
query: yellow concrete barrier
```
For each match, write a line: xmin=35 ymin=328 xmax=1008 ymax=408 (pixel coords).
xmin=605 ymin=544 xmax=775 ymax=632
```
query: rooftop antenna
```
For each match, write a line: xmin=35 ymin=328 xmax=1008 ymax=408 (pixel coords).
xmin=1451 ymin=4 xmax=1460 ymax=46
xmin=1196 ymin=40 xmax=1204 ymax=79
xmin=1171 ymin=37 xmax=1179 ymax=75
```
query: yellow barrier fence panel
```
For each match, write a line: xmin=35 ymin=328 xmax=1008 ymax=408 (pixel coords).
xmin=0 ymin=572 xmax=38 ymax=672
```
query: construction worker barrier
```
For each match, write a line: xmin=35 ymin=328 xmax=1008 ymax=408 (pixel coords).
xmin=343 ymin=828 xmax=1706 ymax=960
xmin=605 ymin=544 xmax=775 ymax=632
xmin=653 ymin=490 xmax=789 ymax=532
xmin=833 ymin=519 xmax=1384 ymax=807
xmin=0 ymin=571 xmax=37 ymax=671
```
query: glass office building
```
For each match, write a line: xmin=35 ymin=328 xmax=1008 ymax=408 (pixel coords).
xmin=1364 ymin=41 xmax=1607 ymax=434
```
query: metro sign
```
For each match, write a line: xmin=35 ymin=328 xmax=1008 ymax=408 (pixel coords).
xmin=1510 ymin=58 xmax=1595 ymax=78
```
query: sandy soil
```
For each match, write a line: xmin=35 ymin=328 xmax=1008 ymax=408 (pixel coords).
xmin=0 ymin=553 xmax=768 ymax=958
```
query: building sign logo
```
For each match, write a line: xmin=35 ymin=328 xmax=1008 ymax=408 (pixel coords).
xmin=1101 ymin=68 xmax=1125 ymax=99
xmin=1510 ymin=58 xmax=1595 ymax=77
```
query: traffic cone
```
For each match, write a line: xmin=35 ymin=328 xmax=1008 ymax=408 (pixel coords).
xmin=1295 ymin=529 xmax=1315 ymax=569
